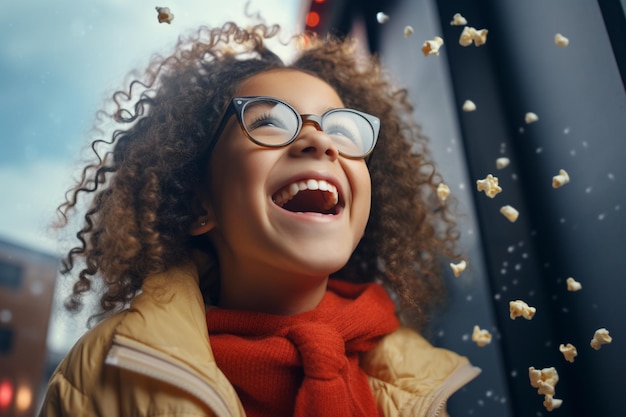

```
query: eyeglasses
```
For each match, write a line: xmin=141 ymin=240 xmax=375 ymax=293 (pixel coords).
xmin=207 ymin=96 xmax=380 ymax=159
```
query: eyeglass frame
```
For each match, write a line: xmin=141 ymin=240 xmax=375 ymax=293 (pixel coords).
xmin=205 ymin=96 xmax=381 ymax=160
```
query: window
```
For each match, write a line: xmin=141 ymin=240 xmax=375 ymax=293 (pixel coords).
xmin=0 ymin=327 xmax=14 ymax=354
xmin=0 ymin=261 xmax=22 ymax=290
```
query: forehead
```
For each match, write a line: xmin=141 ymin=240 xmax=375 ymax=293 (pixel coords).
xmin=235 ymin=69 xmax=344 ymax=112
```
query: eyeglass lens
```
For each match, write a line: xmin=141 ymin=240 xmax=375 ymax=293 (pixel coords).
xmin=240 ymin=99 xmax=375 ymax=158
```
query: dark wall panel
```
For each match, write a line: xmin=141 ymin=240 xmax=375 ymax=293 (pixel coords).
xmin=433 ymin=1 xmax=626 ymax=416
xmin=309 ymin=0 xmax=625 ymax=415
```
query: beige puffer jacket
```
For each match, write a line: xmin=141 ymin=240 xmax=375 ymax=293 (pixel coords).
xmin=39 ymin=263 xmax=480 ymax=417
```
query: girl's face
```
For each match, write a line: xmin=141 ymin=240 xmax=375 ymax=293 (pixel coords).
xmin=198 ymin=69 xmax=371 ymax=306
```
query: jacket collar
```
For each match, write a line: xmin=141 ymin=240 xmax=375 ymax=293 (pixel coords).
xmin=111 ymin=262 xmax=237 ymax=388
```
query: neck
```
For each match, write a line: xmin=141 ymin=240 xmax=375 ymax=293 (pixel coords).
xmin=217 ymin=267 xmax=329 ymax=315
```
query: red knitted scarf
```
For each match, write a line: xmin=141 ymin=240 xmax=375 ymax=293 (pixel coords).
xmin=206 ymin=280 xmax=400 ymax=417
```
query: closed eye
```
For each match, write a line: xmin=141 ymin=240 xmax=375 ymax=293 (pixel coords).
xmin=325 ymin=122 xmax=361 ymax=142
xmin=248 ymin=113 xmax=290 ymax=130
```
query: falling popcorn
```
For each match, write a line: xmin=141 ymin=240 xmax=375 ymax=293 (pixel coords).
xmin=555 ymin=33 xmax=569 ymax=47
xmin=529 ymin=368 xmax=556 ymax=395
xmin=476 ymin=174 xmax=502 ymax=198
xmin=566 ymin=277 xmax=582 ymax=292
xmin=155 ymin=6 xmax=174 ymax=24
xmin=559 ymin=343 xmax=578 ymax=363
xmin=524 ymin=112 xmax=539 ymax=124
xmin=450 ymin=13 xmax=467 ymax=26
xmin=436 ymin=183 xmax=450 ymax=201
xmin=500 ymin=205 xmax=519 ymax=222
xmin=404 ymin=25 xmax=414 ymax=38
xmin=590 ymin=328 xmax=612 ymax=350
xmin=459 ymin=26 xmax=488 ymax=47
xmin=496 ymin=157 xmax=510 ymax=169
xmin=421 ymin=36 xmax=444 ymax=56
xmin=376 ymin=12 xmax=389 ymax=24
xmin=471 ymin=325 xmax=492 ymax=347
xmin=509 ymin=299 xmax=536 ymax=320
xmin=450 ymin=260 xmax=467 ymax=277
xmin=462 ymin=100 xmax=476 ymax=112
xmin=552 ymin=169 xmax=570 ymax=188
xmin=529 ymin=366 xmax=559 ymax=390
xmin=529 ymin=366 xmax=562 ymax=411
xmin=543 ymin=395 xmax=563 ymax=412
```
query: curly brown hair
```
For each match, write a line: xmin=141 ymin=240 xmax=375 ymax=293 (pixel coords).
xmin=56 ymin=22 xmax=459 ymax=326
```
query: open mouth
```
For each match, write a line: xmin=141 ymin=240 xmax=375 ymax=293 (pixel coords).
xmin=272 ymin=179 xmax=341 ymax=215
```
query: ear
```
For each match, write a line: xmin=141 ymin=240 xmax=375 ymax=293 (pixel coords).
xmin=190 ymin=196 xmax=216 ymax=236
xmin=190 ymin=214 xmax=216 ymax=236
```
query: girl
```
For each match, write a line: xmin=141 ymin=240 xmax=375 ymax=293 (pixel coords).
xmin=40 ymin=22 xmax=479 ymax=417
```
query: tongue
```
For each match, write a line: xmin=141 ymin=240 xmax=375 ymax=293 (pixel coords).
xmin=282 ymin=190 xmax=335 ymax=214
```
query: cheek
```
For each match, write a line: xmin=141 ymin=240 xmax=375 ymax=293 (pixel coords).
xmin=351 ymin=164 xmax=373 ymax=223
xmin=355 ymin=162 xmax=372 ymax=199
xmin=208 ymin=149 xmax=247 ymax=222
xmin=209 ymin=150 xmax=273 ymax=218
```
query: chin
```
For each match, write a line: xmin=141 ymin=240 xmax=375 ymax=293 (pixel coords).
xmin=289 ymin=254 xmax=351 ymax=278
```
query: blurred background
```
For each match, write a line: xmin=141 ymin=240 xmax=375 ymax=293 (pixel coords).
xmin=1 ymin=0 xmax=624 ymax=416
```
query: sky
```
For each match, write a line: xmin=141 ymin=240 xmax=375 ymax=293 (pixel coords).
xmin=0 ymin=0 xmax=304 ymax=353
xmin=0 ymin=0 xmax=304 ymax=257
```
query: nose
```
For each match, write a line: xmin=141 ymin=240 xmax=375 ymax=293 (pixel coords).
xmin=288 ymin=118 xmax=339 ymax=160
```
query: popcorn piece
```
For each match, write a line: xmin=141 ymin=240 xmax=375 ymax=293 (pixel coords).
xmin=155 ymin=6 xmax=174 ymax=24
xmin=529 ymin=366 xmax=559 ymax=389
xmin=462 ymin=100 xmax=476 ymax=112
xmin=509 ymin=299 xmax=536 ymax=320
xmin=543 ymin=395 xmax=563 ymax=412
xmin=590 ymin=328 xmax=612 ymax=350
xmin=450 ymin=13 xmax=467 ymax=26
xmin=476 ymin=174 xmax=502 ymax=198
xmin=471 ymin=325 xmax=492 ymax=347
xmin=404 ymin=25 xmax=414 ymax=38
xmin=421 ymin=36 xmax=444 ymax=56
xmin=496 ymin=157 xmax=510 ymax=169
xmin=500 ymin=205 xmax=519 ymax=223
xmin=552 ymin=169 xmax=570 ymax=188
xmin=566 ymin=277 xmax=582 ymax=292
xmin=555 ymin=33 xmax=569 ymax=47
xmin=450 ymin=260 xmax=467 ymax=277
xmin=525 ymin=112 xmax=539 ymax=124
xmin=559 ymin=343 xmax=578 ymax=363
xmin=459 ymin=26 xmax=488 ymax=47
xmin=437 ymin=183 xmax=451 ymax=201
xmin=376 ymin=12 xmax=389 ymax=24
xmin=529 ymin=367 xmax=562 ymax=412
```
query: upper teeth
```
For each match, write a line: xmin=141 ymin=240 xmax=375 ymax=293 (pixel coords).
xmin=273 ymin=179 xmax=339 ymax=210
